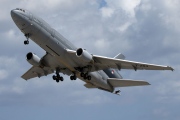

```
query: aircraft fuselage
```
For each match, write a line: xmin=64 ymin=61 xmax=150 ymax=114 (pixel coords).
xmin=11 ymin=8 xmax=123 ymax=93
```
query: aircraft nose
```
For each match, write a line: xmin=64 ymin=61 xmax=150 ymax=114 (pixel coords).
xmin=11 ymin=9 xmax=23 ymax=21
xmin=11 ymin=9 xmax=17 ymax=18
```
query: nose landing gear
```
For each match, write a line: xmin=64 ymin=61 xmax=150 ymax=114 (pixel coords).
xmin=24 ymin=33 xmax=30 ymax=45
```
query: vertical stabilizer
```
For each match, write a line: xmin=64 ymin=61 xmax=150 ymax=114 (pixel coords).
xmin=114 ymin=53 xmax=125 ymax=59
xmin=104 ymin=53 xmax=125 ymax=79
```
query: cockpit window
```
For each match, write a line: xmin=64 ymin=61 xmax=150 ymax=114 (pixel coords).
xmin=16 ymin=8 xmax=25 ymax=12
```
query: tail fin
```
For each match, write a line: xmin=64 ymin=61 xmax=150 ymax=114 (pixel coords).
xmin=114 ymin=53 xmax=125 ymax=59
xmin=108 ymin=78 xmax=150 ymax=87
xmin=103 ymin=53 xmax=125 ymax=79
xmin=113 ymin=53 xmax=125 ymax=77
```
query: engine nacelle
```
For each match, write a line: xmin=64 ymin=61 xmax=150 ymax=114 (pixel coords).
xmin=26 ymin=52 xmax=41 ymax=66
xmin=76 ymin=48 xmax=93 ymax=63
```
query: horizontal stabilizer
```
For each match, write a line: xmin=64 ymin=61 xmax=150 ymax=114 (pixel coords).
xmin=108 ymin=78 xmax=150 ymax=87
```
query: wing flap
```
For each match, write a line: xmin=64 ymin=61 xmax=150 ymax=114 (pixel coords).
xmin=108 ymin=78 xmax=150 ymax=87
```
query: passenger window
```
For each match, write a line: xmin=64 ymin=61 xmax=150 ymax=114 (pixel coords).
xmin=16 ymin=8 xmax=25 ymax=12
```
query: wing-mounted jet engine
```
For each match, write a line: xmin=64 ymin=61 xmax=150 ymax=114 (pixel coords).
xmin=26 ymin=52 xmax=64 ymax=82
xmin=26 ymin=52 xmax=41 ymax=66
xmin=76 ymin=48 xmax=94 ymax=64
xmin=76 ymin=48 xmax=93 ymax=80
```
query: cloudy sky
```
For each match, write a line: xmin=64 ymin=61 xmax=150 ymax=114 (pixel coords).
xmin=0 ymin=0 xmax=180 ymax=119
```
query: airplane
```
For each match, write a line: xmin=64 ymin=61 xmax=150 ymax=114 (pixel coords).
xmin=10 ymin=8 xmax=173 ymax=95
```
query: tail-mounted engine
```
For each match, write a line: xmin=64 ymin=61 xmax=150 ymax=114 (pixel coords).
xmin=76 ymin=48 xmax=94 ymax=63
xmin=26 ymin=52 xmax=41 ymax=66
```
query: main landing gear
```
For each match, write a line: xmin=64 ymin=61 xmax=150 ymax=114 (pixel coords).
xmin=80 ymin=72 xmax=91 ymax=80
xmin=70 ymin=74 xmax=77 ymax=80
xmin=52 ymin=70 xmax=64 ymax=83
xmin=24 ymin=33 xmax=30 ymax=45
xmin=76 ymin=67 xmax=91 ymax=80
xmin=52 ymin=68 xmax=77 ymax=82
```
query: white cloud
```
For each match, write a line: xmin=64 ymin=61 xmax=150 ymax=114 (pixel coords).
xmin=100 ymin=7 xmax=114 ymax=18
xmin=0 ymin=56 xmax=21 ymax=70
xmin=0 ymin=78 xmax=24 ymax=94
xmin=0 ymin=70 xmax=8 ymax=80
xmin=5 ymin=29 xmax=16 ymax=39
xmin=140 ymin=2 xmax=152 ymax=12
xmin=117 ymin=22 xmax=131 ymax=32
xmin=164 ymin=0 xmax=180 ymax=12
xmin=105 ymin=0 xmax=141 ymax=17
xmin=94 ymin=39 xmax=110 ymax=52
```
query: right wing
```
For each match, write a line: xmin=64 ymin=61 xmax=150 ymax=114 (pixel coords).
xmin=93 ymin=55 xmax=174 ymax=71
xmin=66 ymin=49 xmax=174 ymax=72
xmin=108 ymin=78 xmax=150 ymax=87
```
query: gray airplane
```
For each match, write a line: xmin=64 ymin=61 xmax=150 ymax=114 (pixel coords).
xmin=11 ymin=8 xmax=173 ymax=95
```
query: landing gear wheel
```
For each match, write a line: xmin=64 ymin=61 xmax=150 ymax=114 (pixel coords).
xmin=24 ymin=33 xmax=30 ymax=45
xmin=80 ymin=73 xmax=84 ymax=77
xmin=87 ymin=76 xmax=91 ymax=80
xmin=83 ymin=73 xmax=88 ymax=80
xmin=70 ymin=75 xmax=77 ymax=80
xmin=60 ymin=77 xmax=64 ymax=81
xmin=52 ymin=69 xmax=64 ymax=82
xmin=24 ymin=40 xmax=29 ymax=45
xmin=70 ymin=76 xmax=74 ymax=80
xmin=52 ymin=75 xmax=57 ymax=80
xmin=74 ymin=75 xmax=77 ymax=80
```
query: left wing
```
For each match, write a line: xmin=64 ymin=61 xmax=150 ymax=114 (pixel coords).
xmin=21 ymin=53 xmax=69 ymax=80
xmin=21 ymin=66 xmax=54 ymax=80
